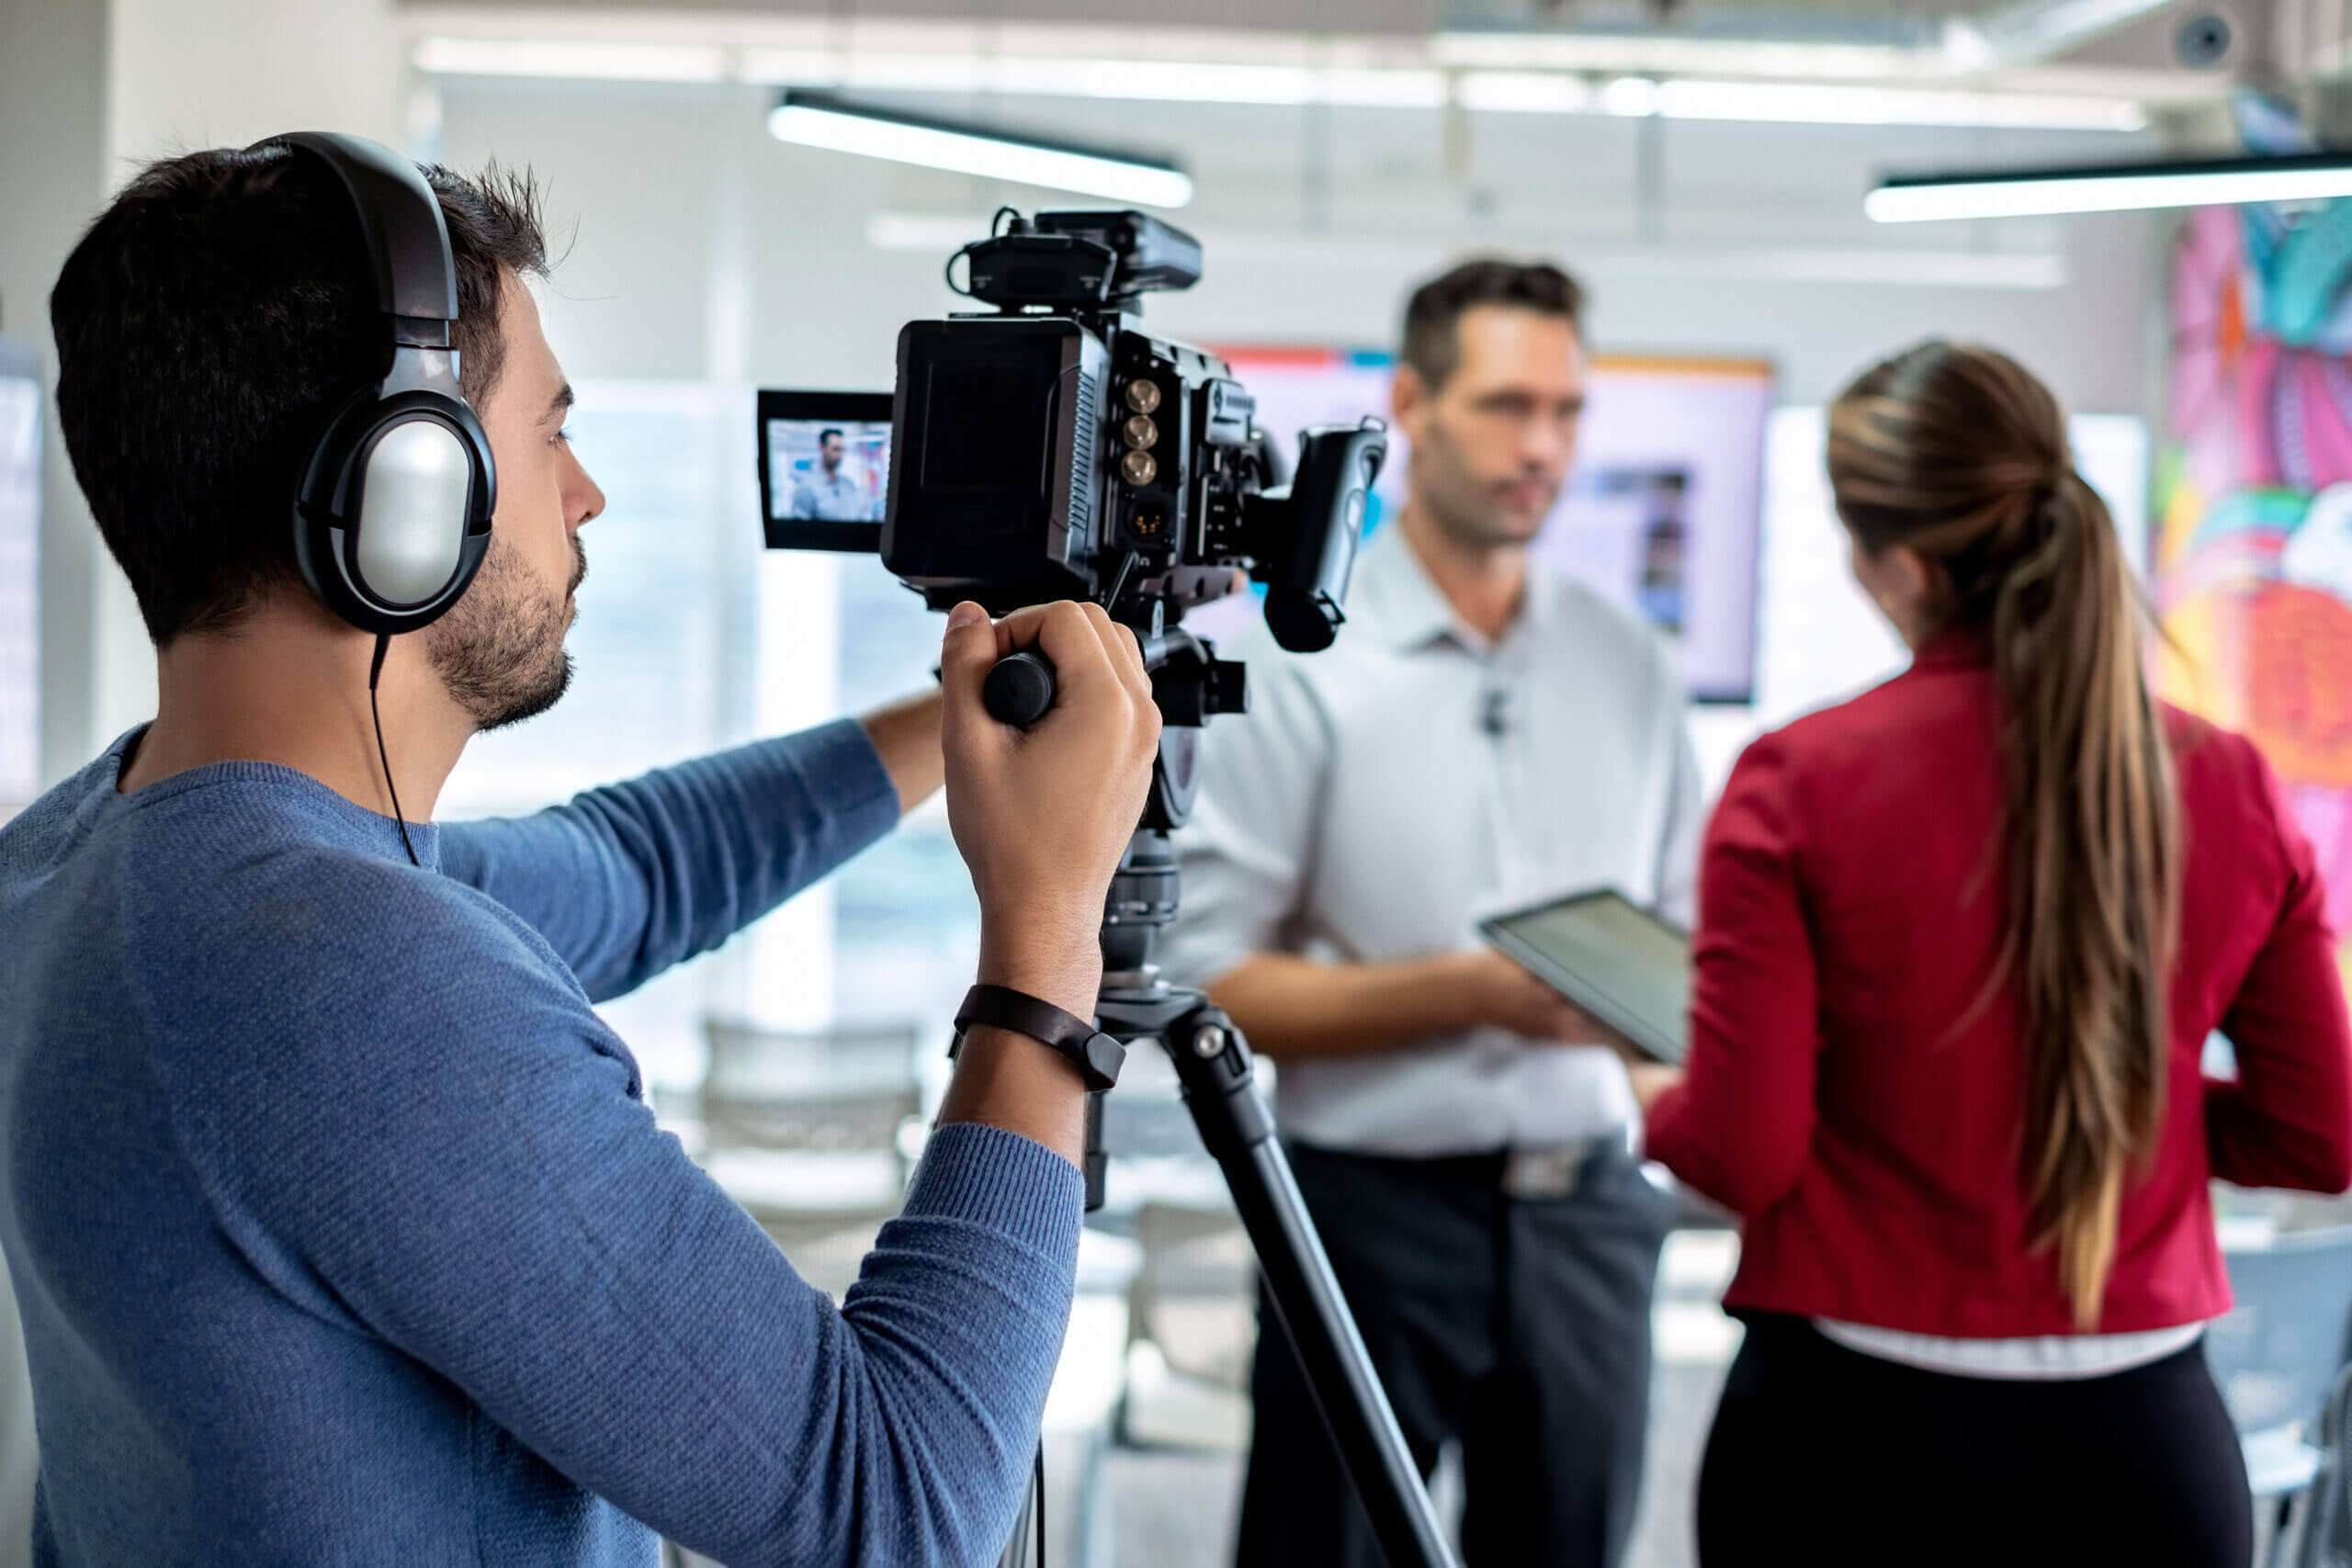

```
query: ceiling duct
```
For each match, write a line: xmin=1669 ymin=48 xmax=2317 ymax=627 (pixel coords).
xmin=1951 ymin=0 xmax=2179 ymax=65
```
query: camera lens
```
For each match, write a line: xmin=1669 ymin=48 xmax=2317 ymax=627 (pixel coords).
xmin=1124 ymin=413 xmax=1159 ymax=449
xmin=1124 ymin=379 xmax=1161 ymax=414
xmin=1121 ymin=449 xmax=1159 ymax=486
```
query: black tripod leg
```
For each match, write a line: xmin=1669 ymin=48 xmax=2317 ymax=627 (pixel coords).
xmin=1165 ymin=1005 xmax=1458 ymax=1568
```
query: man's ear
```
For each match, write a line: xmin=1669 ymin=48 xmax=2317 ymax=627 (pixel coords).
xmin=1391 ymin=365 xmax=1431 ymax=444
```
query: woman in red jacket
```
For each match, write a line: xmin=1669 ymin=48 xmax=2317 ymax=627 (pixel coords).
xmin=1639 ymin=340 xmax=2352 ymax=1565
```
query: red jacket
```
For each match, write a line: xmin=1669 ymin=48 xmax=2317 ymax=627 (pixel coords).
xmin=1645 ymin=630 xmax=2352 ymax=1336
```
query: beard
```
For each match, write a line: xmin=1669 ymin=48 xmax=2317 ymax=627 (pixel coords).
xmin=425 ymin=531 xmax=585 ymax=732
xmin=1415 ymin=423 xmax=1560 ymax=550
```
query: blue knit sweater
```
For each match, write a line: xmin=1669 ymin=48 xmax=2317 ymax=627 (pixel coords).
xmin=0 ymin=723 xmax=1082 ymax=1567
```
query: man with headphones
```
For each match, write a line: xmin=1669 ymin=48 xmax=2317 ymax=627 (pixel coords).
xmin=0 ymin=135 xmax=1158 ymax=1565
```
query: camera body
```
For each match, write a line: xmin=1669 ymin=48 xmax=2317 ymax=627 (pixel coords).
xmin=755 ymin=208 xmax=1385 ymax=828
xmin=876 ymin=209 xmax=1382 ymax=653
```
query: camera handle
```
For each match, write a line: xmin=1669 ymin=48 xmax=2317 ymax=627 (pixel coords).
xmin=981 ymin=649 xmax=1065 ymax=728
xmin=987 ymin=645 xmax=1456 ymax=1568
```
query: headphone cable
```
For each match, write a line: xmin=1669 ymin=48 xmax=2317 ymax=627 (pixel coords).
xmin=368 ymin=633 xmax=420 ymax=868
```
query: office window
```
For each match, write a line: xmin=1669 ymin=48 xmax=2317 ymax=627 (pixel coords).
xmin=0 ymin=341 xmax=40 ymax=807
xmin=440 ymin=378 xmax=972 ymax=1089
xmin=439 ymin=380 xmax=749 ymax=1089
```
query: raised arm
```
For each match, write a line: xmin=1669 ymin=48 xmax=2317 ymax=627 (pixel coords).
xmin=181 ymin=922 xmax=1083 ymax=1568
xmin=436 ymin=716 xmax=902 ymax=1002
xmin=1643 ymin=733 xmax=1824 ymax=1215
xmin=185 ymin=601 xmax=1159 ymax=1566
xmin=2207 ymin=743 xmax=2352 ymax=1192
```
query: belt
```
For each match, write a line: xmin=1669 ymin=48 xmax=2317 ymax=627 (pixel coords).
xmin=1499 ymin=1136 xmax=1612 ymax=1201
xmin=1293 ymin=1134 xmax=1620 ymax=1201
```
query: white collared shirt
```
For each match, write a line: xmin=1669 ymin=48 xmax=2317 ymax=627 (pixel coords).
xmin=1164 ymin=525 xmax=1702 ymax=1157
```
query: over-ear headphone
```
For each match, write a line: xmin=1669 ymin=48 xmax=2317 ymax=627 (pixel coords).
xmin=260 ymin=131 xmax=496 ymax=636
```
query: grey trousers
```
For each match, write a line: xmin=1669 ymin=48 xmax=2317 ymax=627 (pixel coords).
xmin=1235 ymin=1139 xmax=1673 ymax=1568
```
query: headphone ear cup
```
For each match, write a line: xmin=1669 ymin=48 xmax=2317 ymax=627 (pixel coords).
xmin=295 ymin=388 xmax=493 ymax=636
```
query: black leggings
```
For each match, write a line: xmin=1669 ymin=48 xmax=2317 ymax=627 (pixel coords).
xmin=1696 ymin=1314 xmax=2253 ymax=1568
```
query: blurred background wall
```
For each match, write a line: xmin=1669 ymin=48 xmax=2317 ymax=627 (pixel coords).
xmin=10 ymin=3 xmax=2352 ymax=1563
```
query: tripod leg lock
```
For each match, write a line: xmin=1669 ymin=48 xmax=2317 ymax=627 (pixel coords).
xmin=1168 ymin=1005 xmax=1274 ymax=1160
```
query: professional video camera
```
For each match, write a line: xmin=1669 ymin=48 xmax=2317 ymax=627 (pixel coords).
xmin=758 ymin=207 xmax=1385 ymax=666
xmin=758 ymin=214 xmax=1451 ymax=1568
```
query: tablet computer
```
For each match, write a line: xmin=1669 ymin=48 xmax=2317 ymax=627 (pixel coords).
xmin=1477 ymin=886 xmax=1690 ymax=1066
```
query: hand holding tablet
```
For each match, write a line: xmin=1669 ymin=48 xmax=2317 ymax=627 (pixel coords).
xmin=1478 ymin=886 xmax=1691 ymax=1067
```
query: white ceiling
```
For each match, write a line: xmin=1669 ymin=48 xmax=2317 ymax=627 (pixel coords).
xmin=399 ymin=0 xmax=2328 ymax=135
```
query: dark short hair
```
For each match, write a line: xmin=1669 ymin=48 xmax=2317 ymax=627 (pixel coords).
xmin=1398 ymin=258 xmax=1586 ymax=391
xmin=51 ymin=144 xmax=548 ymax=645
xmin=819 ymin=428 xmax=843 ymax=444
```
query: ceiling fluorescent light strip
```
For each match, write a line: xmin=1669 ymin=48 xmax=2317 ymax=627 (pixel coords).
xmin=740 ymin=49 xmax=1443 ymax=107
xmin=412 ymin=37 xmax=727 ymax=83
xmin=1654 ymin=78 xmax=2145 ymax=132
xmin=1869 ymin=153 xmax=2352 ymax=221
xmin=768 ymin=91 xmax=1193 ymax=209
xmin=1456 ymin=72 xmax=1597 ymax=113
xmin=1430 ymin=30 xmax=1915 ymax=82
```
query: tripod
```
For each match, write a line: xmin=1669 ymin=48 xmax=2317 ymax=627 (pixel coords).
xmin=990 ymin=633 xmax=1456 ymax=1568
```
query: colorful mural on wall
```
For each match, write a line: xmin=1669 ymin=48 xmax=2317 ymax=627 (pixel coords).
xmin=2156 ymin=202 xmax=2352 ymax=987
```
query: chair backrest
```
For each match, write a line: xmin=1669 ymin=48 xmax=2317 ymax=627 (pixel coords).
xmin=2211 ymin=1228 xmax=2352 ymax=1436
xmin=2290 ymin=1363 xmax=2352 ymax=1567
xmin=698 ymin=1020 xmax=922 ymax=1159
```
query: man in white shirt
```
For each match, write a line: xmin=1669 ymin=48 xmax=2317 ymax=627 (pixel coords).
xmin=1167 ymin=260 xmax=1700 ymax=1566
xmin=789 ymin=426 xmax=874 ymax=521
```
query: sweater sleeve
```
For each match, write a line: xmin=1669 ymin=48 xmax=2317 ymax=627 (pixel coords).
xmin=2208 ymin=742 xmax=2352 ymax=1192
xmin=160 ymin=892 xmax=1080 ymax=1568
xmin=436 ymin=720 xmax=900 ymax=1002
xmin=1644 ymin=730 xmax=1823 ymax=1215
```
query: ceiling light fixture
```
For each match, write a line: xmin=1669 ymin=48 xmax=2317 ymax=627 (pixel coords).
xmin=413 ymin=37 xmax=729 ymax=83
xmin=1868 ymin=152 xmax=2352 ymax=221
xmin=765 ymin=90 xmax=1193 ymax=209
xmin=1658 ymin=78 xmax=2144 ymax=132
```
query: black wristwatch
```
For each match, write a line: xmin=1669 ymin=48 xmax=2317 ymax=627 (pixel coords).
xmin=951 ymin=984 xmax=1125 ymax=1092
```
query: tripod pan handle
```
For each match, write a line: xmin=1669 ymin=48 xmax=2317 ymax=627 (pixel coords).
xmin=982 ymin=650 xmax=1057 ymax=727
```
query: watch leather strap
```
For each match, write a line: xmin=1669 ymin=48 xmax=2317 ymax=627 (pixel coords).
xmin=952 ymin=983 xmax=1125 ymax=1092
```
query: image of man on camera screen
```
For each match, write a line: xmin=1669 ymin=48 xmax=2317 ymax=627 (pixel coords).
xmin=790 ymin=425 xmax=879 ymax=522
xmin=0 ymin=139 xmax=1161 ymax=1566
xmin=1166 ymin=260 xmax=1702 ymax=1568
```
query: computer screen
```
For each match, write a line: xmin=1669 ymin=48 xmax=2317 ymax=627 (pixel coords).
xmin=755 ymin=390 xmax=894 ymax=552
xmin=1215 ymin=347 xmax=1770 ymax=704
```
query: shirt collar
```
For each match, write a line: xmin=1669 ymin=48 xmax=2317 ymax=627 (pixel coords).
xmin=1352 ymin=523 xmax=1555 ymax=657
xmin=87 ymin=723 xmax=444 ymax=869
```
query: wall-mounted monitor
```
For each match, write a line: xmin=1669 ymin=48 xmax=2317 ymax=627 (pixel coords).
xmin=1215 ymin=347 xmax=1770 ymax=705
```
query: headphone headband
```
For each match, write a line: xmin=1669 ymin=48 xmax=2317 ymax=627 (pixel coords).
xmin=258 ymin=132 xmax=459 ymax=350
xmin=262 ymin=130 xmax=496 ymax=637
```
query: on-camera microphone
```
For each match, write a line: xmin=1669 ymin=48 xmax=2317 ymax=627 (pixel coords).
xmin=1479 ymin=687 xmax=1513 ymax=739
